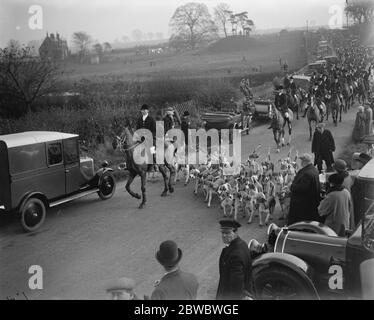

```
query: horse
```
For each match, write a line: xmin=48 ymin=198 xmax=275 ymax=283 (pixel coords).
xmin=306 ymin=100 xmax=321 ymax=140
xmin=341 ymin=80 xmax=354 ymax=111
xmin=268 ymin=105 xmax=293 ymax=153
xmin=328 ymin=92 xmax=343 ymax=126
xmin=286 ymin=91 xmax=300 ymax=120
xmin=113 ymin=126 xmax=177 ymax=209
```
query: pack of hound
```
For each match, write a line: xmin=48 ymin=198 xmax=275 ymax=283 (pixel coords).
xmin=187 ymin=145 xmax=299 ymax=227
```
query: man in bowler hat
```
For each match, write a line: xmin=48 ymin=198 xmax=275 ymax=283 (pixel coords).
xmin=216 ymin=220 xmax=253 ymax=300
xmin=151 ymin=240 xmax=198 ymax=300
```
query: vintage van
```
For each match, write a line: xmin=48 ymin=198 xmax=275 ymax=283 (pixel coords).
xmin=0 ymin=131 xmax=116 ymax=232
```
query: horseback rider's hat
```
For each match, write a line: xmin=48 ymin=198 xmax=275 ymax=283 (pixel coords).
xmin=156 ymin=240 xmax=182 ymax=268
xmin=219 ymin=219 xmax=241 ymax=231
xmin=141 ymin=104 xmax=150 ymax=110
xmin=183 ymin=111 xmax=190 ymax=116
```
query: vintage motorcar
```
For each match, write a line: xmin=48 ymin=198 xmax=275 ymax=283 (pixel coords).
xmin=0 ymin=131 xmax=116 ymax=232
xmin=249 ymin=99 xmax=272 ymax=120
xmin=291 ymin=75 xmax=311 ymax=91
xmin=306 ymin=60 xmax=327 ymax=75
xmin=201 ymin=110 xmax=252 ymax=135
xmin=248 ymin=159 xmax=374 ymax=300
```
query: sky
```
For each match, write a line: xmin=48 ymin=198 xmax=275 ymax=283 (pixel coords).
xmin=0 ymin=0 xmax=348 ymax=48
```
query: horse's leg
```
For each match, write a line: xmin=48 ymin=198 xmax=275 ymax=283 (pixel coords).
xmin=309 ymin=120 xmax=312 ymax=141
xmin=339 ymin=104 xmax=343 ymax=122
xmin=126 ymin=173 xmax=141 ymax=199
xmin=159 ymin=165 xmax=169 ymax=197
xmin=167 ymin=163 xmax=176 ymax=193
xmin=194 ymin=179 xmax=199 ymax=194
xmin=287 ymin=121 xmax=292 ymax=145
xmin=273 ymin=130 xmax=280 ymax=153
xmin=139 ymin=173 xmax=147 ymax=209
xmin=207 ymin=190 xmax=213 ymax=208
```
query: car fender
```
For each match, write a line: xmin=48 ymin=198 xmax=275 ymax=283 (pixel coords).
xmin=19 ymin=192 xmax=49 ymax=212
xmin=98 ymin=168 xmax=114 ymax=185
xmin=253 ymin=252 xmax=320 ymax=299
xmin=288 ymin=221 xmax=338 ymax=236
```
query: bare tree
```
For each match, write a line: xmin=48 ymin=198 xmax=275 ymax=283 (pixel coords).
xmin=132 ymin=29 xmax=144 ymax=42
xmin=0 ymin=45 xmax=63 ymax=115
xmin=345 ymin=0 xmax=374 ymax=24
xmin=213 ymin=3 xmax=232 ymax=37
xmin=72 ymin=31 xmax=92 ymax=62
xmin=93 ymin=43 xmax=103 ymax=57
xmin=169 ymin=2 xmax=218 ymax=49
xmin=228 ymin=14 xmax=238 ymax=35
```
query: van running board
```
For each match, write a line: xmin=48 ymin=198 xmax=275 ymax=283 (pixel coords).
xmin=50 ymin=189 xmax=99 ymax=208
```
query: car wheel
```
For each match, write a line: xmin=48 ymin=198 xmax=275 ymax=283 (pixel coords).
xmin=20 ymin=198 xmax=46 ymax=232
xmin=98 ymin=172 xmax=116 ymax=200
xmin=253 ymin=266 xmax=317 ymax=300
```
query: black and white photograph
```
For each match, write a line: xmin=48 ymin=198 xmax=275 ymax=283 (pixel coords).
xmin=1 ymin=0 xmax=374 ymax=306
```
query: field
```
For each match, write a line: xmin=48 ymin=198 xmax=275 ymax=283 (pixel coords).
xmin=64 ymin=33 xmax=307 ymax=81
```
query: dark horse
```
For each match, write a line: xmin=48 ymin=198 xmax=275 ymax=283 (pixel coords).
xmin=327 ymin=92 xmax=343 ymax=126
xmin=113 ymin=126 xmax=176 ymax=209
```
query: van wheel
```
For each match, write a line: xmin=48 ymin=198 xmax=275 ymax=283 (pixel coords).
xmin=98 ymin=172 xmax=116 ymax=200
xmin=253 ymin=266 xmax=317 ymax=300
xmin=20 ymin=198 xmax=46 ymax=232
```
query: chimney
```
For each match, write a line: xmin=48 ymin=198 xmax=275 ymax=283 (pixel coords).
xmin=50 ymin=33 xmax=55 ymax=40
xmin=56 ymin=33 xmax=60 ymax=40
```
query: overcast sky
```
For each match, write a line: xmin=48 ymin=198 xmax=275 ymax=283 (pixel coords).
xmin=0 ymin=0 xmax=348 ymax=48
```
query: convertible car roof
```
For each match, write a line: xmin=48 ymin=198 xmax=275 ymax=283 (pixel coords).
xmin=359 ymin=158 xmax=374 ymax=179
xmin=0 ymin=131 xmax=78 ymax=148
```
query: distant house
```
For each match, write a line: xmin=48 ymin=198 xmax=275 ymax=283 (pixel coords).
xmin=39 ymin=32 xmax=69 ymax=61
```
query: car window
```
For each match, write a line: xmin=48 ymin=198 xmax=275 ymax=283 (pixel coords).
xmin=47 ymin=142 xmax=63 ymax=166
xmin=63 ymin=139 xmax=79 ymax=164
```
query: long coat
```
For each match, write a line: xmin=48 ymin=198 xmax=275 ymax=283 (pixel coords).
xmin=216 ymin=236 xmax=252 ymax=300
xmin=136 ymin=115 xmax=156 ymax=138
xmin=318 ymin=187 xmax=354 ymax=236
xmin=311 ymin=129 xmax=335 ymax=163
xmin=288 ymin=163 xmax=321 ymax=225
xmin=151 ymin=269 xmax=198 ymax=300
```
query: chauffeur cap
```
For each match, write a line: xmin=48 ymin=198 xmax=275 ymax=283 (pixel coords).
xmin=219 ymin=219 xmax=241 ymax=230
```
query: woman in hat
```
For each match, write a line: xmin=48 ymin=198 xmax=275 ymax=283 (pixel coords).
xmin=352 ymin=106 xmax=367 ymax=143
xmin=318 ymin=173 xmax=354 ymax=236
xmin=151 ymin=240 xmax=198 ymax=300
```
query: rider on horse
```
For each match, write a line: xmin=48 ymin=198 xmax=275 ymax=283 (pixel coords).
xmin=328 ymin=76 xmax=343 ymax=104
xmin=274 ymin=85 xmax=291 ymax=133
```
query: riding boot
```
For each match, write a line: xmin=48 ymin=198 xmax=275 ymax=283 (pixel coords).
xmin=302 ymin=107 xmax=308 ymax=118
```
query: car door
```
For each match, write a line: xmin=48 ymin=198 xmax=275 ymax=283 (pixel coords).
xmin=63 ymin=138 xmax=81 ymax=194
xmin=46 ymin=141 xmax=66 ymax=198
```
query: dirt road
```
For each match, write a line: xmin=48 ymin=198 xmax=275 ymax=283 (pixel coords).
xmin=0 ymin=104 xmax=358 ymax=300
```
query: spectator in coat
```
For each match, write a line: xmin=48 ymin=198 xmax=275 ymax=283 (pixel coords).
xmin=312 ymin=123 xmax=336 ymax=173
xmin=151 ymin=240 xmax=198 ymax=300
xmin=352 ymin=106 xmax=367 ymax=143
xmin=288 ymin=153 xmax=321 ymax=226
xmin=364 ymin=103 xmax=373 ymax=135
xmin=318 ymin=173 xmax=354 ymax=236
xmin=216 ymin=219 xmax=253 ymax=300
